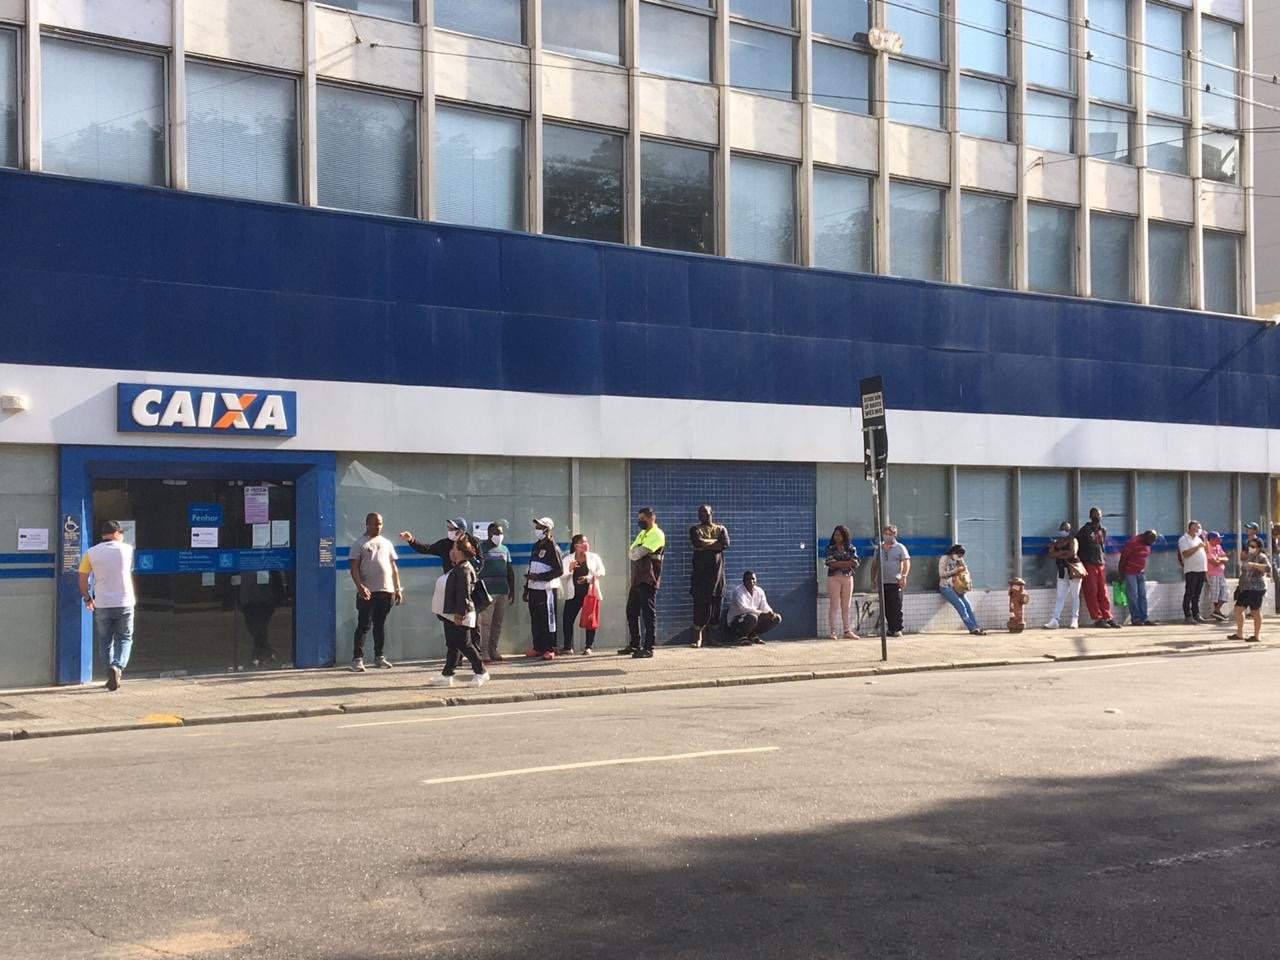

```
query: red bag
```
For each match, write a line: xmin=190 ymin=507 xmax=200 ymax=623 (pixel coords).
xmin=579 ymin=582 xmax=601 ymax=629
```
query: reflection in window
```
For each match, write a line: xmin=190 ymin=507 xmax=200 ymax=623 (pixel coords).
xmin=1024 ymin=0 xmax=1072 ymax=90
xmin=730 ymin=22 xmax=794 ymax=99
xmin=436 ymin=105 xmax=524 ymax=230
xmin=1202 ymin=19 xmax=1239 ymax=184
xmin=1090 ymin=212 xmax=1135 ymax=302
xmin=1203 ymin=230 xmax=1240 ymax=314
xmin=892 ymin=0 xmax=941 ymax=61
xmin=435 ymin=0 xmax=521 ymax=43
xmin=1144 ymin=116 xmax=1187 ymax=175
xmin=544 ymin=0 xmax=622 ymax=63
xmin=812 ymin=43 xmax=870 ymax=113
xmin=640 ymin=2 xmax=712 ymax=83
xmin=1025 ymin=91 xmax=1073 ymax=153
xmin=889 ymin=60 xmax=943 ymax=129
xmin=1148 ymin=220 xmax=1190 ymax=308
xmin=1189 ymin=473 xmax=1231 ymax=536
xmin=813 ymin=0 xmax=869 ymax=38
xmin=543 ymin=123 xmax=624 ymax=242
xmin=960 ymin=192 xmax=1013 ymax=289
xmin=317 ymin=85 xmax=416 ymax=218
xmin=730 ymin=154 xmax=795 ymax=264
xmin=890 ymin=181 xmax=945 ymax=282
xmin=813 ymin=168 xmax=873 ymax=273
xmin=42 ymin=38 xmax=166 ymax=186
xmin=640 ymin=139 xmax=714 ymax=254
xmin=1088 ymin=0 xmax=1130 ymax=104
xmin=1021 ymin=470 xmax=1071 ymax=587
xmin=887 ymin=465 xmax=951 ymax=591
xmin=1088 ymin=104 xmax=1130 ymax=163
xmin=958 ymin=77 xmax=1009 ymax=141
xmin=957 ymin=468 xmax=1013 ymax=588
xmin=1202 ymin=130 xmax=1240 ymax=184
xmin=958 ymin=0 xmax=1008 ymax=75
xmin=1145 ymin=3 xmax=1186 ymax=117
xmin=731 ymin=0 xmax=793 ymax=28
xmin=1028 ymin=202 xmax=1076 ymax=296
xmin=0 ymin=29 xmax=16 ymax=168
xmin=1136 ymin=472 xmax=1182 ymax=582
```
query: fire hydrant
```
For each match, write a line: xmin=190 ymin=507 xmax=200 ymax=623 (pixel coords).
xmin=1007 ymin=577 xmax=1029 ymax=633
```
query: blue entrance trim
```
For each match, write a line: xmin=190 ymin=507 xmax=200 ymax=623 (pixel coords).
xmin=57 ymin=446 xmax=337 ymax=684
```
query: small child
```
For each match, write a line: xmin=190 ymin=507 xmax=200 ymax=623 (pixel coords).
xmin=1205 ymin=531 xmax=1229 ymax=621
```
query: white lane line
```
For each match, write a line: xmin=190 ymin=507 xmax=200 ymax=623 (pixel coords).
xmin=1043 ymin=659 xmax=1180 ymax=672
xmin=421 ymin=746 xmax=779 ymax=785
xmin=339 ymin=707 xmax=564 ymax=730
xmin=1090 ymin=838 xmax=1280 ymax=878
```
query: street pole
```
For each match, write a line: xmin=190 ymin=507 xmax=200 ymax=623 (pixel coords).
xmin=867 ymin=427 xmax=888 ymax=663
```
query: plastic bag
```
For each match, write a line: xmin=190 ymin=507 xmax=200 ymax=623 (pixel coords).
xmin=1111 ymin=579 xmax=1129 ymax=608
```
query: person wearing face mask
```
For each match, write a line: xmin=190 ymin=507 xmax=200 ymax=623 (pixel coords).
xmin=1076 ymin=507 xmax=1120 ymax=628
xmin=1043 ymin=521 xmax=1083 ymax=630
xmin=1228 ymin=537 xmax=1270 ymax=643
xmin=524 ymin=518 xmax=564 ymax=660
xmin=561 ymin=534 xmax=606 ymax=655
xmin=874 ymin=525 xmax=909 ymax=638
xmin=477 ymin=520 xmax=516 ymax=663
xmin=401 ymin=517 xmax=485 ymax=654
xmin=623 ymin=507 xmax=666 ymax=658
xmin=689 ymin=503 xmax=730 ymax=648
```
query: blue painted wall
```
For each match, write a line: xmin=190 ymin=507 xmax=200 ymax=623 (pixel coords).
xmin=1 ymin=168 xmax=1277 ymax=428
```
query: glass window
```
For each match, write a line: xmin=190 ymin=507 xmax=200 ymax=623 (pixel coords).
xmin=1144 ymin=117 xmax=1187 ymax=174
xmin=1148 ymin=221 xmax=1190 ymax=308
xmin=1028 ymin=202 xmax=1076 ymax=296
xmin=1021 ymin=470 xmax=1071 ymax=587
xmin=1240 ymin=475 xmax=1267 ymax=534
xmin=1087 ymin=104 xmax=1131 ymax=163
xmin=317 ymin=84 xmax=416 ymax=218
xmin=813 ymin=0 xmax=869 ymax=38
xmin=890 ymin=181 xmax=945 ymax=282
xmin=187 ymin=62 xmax=298 ymax=203
xmin=731 ymin=0 xmax=793 ymax=27
xmin=542 ymin=122 xmax=623 ymax=242
xmin=0 ymin=29 xmax=16 ymax=168
xmin=1189 ymin=473 xmax=1230 ymax=539
xmin=887 ymin=465 xmax=950 ymax=591
xmin=1024 ymin=0 xmax=1072 ymax=90
xmin=640 ymin=3 xmax=712 ymax=83
xmin=1025 ymin=91 xmax=1073 ymax=153
xmin=1201 ymin=19 xmax=1237 ymax=128
xmin=730 ymin=23 xmax=794 ymax=99
xmin=435 ymin=105 xmax=524 ymax=230
xmin=957 ymin=468 xmax=1013 ymax=589
xmin=959 ymin=0 xmax=1008 ymax=75
xmin=544 ymin=0 xmax=621 ymax=63
xmin=1136 ymin=472 xmax=1182 ymax=582
xmin=1145 ymin=4 xmax=1186 ymax=117
xmin=1203 ymin=230 xmax=1240 ymax=314
xmin=958 ymin=77 xmax=1009 ymax=141
xmin=1090 ymin=212 xmax=1135 ymax=302
xmin=893 ymin=0 xmax=941 ymax=61
xmin=640 ymin=139 xmax=714 ymax=254
xmin=41 ymin=38 xmax=166 ymax=186
xmin=729 ymin=154 xmax=796 ymax=264
xmin=435 ymin=0 xmax=521 ymax=43
xmin=813 ymin=168 xmax=873 ymax=273
xmin=1202 ymin=130 xmax=1240 ymax=184
xmin=813 ymin=42 xmax=870 ymax=113
xmin=960 ymin=192 xmax=1013 ymax=288
xmin=1089 ymin=0 xmax=1130 ymax=104
xmin=1080 ymin=471 xmax=1130 ymax=545
xmin=889 ymin=61 xmax=943 ymax=129
xmin=322 ymin=0 xmax=417 ymax=21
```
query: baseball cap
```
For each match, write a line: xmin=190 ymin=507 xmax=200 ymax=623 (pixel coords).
xmin=533 ymin=516 xmax=554 ymax=530
xmin=100 ymin=519 xmax=122 ymax=536
xmin=1244 ymin=521 xmax=1260 ymax=531
xmin=1207 ymin=531 xmax=1222 ymax=541
xmin=447 ymin=516 xmax=468 ymax=532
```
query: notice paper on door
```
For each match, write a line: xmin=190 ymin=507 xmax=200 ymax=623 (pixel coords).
xmin=244 ymin=485 xmax=270 ymax=525
xmin=118 ymin=520 xmax=137 ymax=547
xmin=17 ymin=528 xmax=49 ymax=551
xmin=252 ymin=523 xmax=270 ymax=548
xmin=271 ymin=520 xmax=290 ymax=547
xmin=191 ymin=527 xmax=219 ymax=549
xmin=201 ymin=572 xmax=216 ymax=587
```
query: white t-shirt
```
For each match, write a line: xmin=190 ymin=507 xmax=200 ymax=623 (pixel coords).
xmin=79 ymin=540 xmax=136 ymax=608
xmin=350 ymin=534 xmax=398 ymax=592
xmin=1178 ymin=533 xmax=1208 ymax=573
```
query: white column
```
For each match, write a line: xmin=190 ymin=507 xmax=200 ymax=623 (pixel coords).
xmin=874 ymin=0 xmax=891 ymax=273
xmin=1189 ymin=3 xmax=1205 ymax=310
xmin=798 ymin=0 xmax=814 ymax=265
xmin=1075 ymin=0 xmax=1091 ymax=297
xmin=421 ymin=0 xmax=436 ymax=220
xmin=1134 ymin=0 xmax=1150 ymax=304
xmin=529 ymin=0 xmax=545 ymax=233
xmin=171 ymin=0 xmax=188 ymax=191
xmin=301 ymin=0 xmax=318 ymax=207
xmin=1241 ymin=0 xmax=1257 ymax=316
xmin=23 ymin=0 xmax=39 ymax=171
xmin=1012 ymin=0 xmax=1028 ymax=288
xmin=626 ymin=0 xmax=641 ymax=246
xmin=715 ymin=1 xmax=730 ymax=255
xmin=945 ymin=0 xmax=960 ymax=283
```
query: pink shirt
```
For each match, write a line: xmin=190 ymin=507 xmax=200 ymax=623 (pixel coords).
xmin=1206 ymin=543 xmax=1228 ymax=577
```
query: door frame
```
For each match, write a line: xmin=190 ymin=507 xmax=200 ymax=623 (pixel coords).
xmin=57 ymin=446 xmax=337 ymax=684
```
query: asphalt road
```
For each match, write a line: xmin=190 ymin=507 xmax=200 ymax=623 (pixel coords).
xmin=3 ymin=649 xmax=1280 ymax=960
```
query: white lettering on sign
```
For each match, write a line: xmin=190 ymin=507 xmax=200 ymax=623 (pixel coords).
xmin=862 ymin=392 xmax=884 ymax=420
xmin=160 ymin=391 xmax=198 ymax=428
xmin=253 ymin=394 xmax=289 ymax=432
xmin=120 ymin=383 xmax=296 ymax=436
xmin=130 ymin=388 xmax=164 ymax=427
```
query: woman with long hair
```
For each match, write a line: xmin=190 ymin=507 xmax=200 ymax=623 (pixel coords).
xmin=824 ymin=525 xmax=859 ymax=639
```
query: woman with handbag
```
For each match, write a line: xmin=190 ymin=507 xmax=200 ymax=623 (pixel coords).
xmin=427 ymin=538 xmax=489 ymax=688
xmin=938 ymin=544 xmax=985 ymax=635
xmin=1044 ymin=521 xmax=1083 ymax=629
xmin=561 ymin=534 xmax=606 ymax=655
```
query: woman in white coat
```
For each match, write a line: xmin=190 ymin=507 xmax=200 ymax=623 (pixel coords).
xmin=560 ymin=534 xmax=606 ymax=655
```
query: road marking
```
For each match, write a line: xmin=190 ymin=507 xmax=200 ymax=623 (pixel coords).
xmin=339 ymin=707 xmax=564 ymax=730
xmin=421 ymin=746 xmax=779 ymax=785
xmin=1043 ymin=659 xmax=1179 ymax=672
xmin=1090 ymin=838 xmax=1280 ymax=878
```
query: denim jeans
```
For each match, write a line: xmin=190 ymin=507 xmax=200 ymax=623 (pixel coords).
xmin=1125 ymin=573 xmax=1148 ymax=623
xmin=94 ymin=606 xmax=135 ymax=672
xmin=939 ymin=584 xmax=979 ymax=631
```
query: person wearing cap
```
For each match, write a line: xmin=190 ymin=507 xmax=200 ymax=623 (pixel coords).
xmin=624 ymin=507 xmax=666 ymax=658
xmin=401 ymin=517 xmax=484 ymax=656
xmin=78 ymin=520 xmax=136 ymax=691
xmin=477 ymin=520 xmax=516 ymax=662
xmin=1240 ymin=521 xmax=1262 ymax=573
xmin=1178 ymin=520 xmax=1209 ymax=624
xmin=525 ymin=518 xmax=564 ymax=660
xmin=1205 ymin=531 xmax=1230 ymax=622
xmin=1118 ymin=530 xmax=1159 ymax=626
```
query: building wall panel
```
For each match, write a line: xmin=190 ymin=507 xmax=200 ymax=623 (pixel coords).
xmin=728 ymin=90 xmax=802 ymax=159
xmin=186 ymin=0 xmax=303 ymax=72
xmin=42 ymin=0 xmax=171 ymax=46
xmin=433 ymin=32 xmax=529 ymax=112
xmin=315 ymin=6 xmax=422 ymax=94
xmin=887 ymin=123 xmax=949 ymax=184
xmin=810 ymin=107 xmax=878 ymax=172
xmin=542 ymin=51 xmax=627 ymax=130
xmin=637 ymin=76 xmax=718 ymax=145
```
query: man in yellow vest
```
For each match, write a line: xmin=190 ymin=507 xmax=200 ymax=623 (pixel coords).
xmin=622 ymin=507 xmax=665 ymax=659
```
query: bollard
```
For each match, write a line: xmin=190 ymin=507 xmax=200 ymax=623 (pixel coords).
xmin=1007 ymin=577 xmax=1029 ymax=633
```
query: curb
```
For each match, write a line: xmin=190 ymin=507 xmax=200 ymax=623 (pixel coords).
xmin=4 ymin=644 xmax=1264 ymax=742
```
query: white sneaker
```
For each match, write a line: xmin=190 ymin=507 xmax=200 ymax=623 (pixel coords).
xmin=427 ymin=674 xmax=453 ymax=687
xmin=828 ymin=631 xmax=839 ymax=640
xmin=350 ymin=658 xmax=366 ymax=672
xmin=375 ymin=656 xmax=394 ymax=669
xmin=1043 ymin=619 xmax=1059 ymax=630
xmin=468 ymin=672 xmax=490 ymax=688
xmin=1068 ymin=619 xmax=1079 ymax=629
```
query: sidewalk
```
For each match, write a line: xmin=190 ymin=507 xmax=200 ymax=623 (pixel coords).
xmin=1 ymin=622 xmax=1264 ymax=741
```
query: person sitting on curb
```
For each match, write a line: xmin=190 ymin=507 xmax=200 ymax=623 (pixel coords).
xmin=726 ymin=571 xmax=782 ymax=645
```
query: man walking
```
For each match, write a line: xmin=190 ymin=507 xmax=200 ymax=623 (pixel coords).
xmin=1076 ymin=507 xmax=1120 ymax=628
xmin=877 ymin=525 xmax=910 ymax=638
xmin=624 ymin=507 xmax=665 ymax=658
xmin=689 ymin=503 xmax=730 ymax=647
xmin=525 ymin=517 xmax=564 ymax=660
xmin=349 ymin=512 xmax=402 ymax=671
xmin=1119 ymin=530 xmax=1159 ymax=626
xmin=726 ymin=571 xmax=782 ymax=644
xmin=78 ymin=519 xmax=136 ymax=691
xmin=1178 ymin=520 xmax=1208 ymax=624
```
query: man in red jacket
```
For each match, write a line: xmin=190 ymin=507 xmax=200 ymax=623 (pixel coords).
xmin=1119 ymin=530 xmax=1159 ymax=626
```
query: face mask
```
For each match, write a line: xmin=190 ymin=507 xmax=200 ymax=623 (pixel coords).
xmin=535 ymin=527 xmax=547 ymax=539
xmin=638 ymin=519 xmax=650 ymax=530
xmin=447 ymin=530 xmax=460 ymax=542
xmin=491 ymin=534 xmax=504 ymax=546
xmin=1059 ymin=528 xmax=1071 ymax=537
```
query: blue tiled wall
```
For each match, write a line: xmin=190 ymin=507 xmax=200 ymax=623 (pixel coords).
xmin=629 ymin=461 xmax=817 ymax=643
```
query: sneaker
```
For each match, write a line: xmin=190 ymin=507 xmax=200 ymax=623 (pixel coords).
xmin=691 ymin=632 xmax=703 ymax=648
xmin=468 ymin=672 xmax=491 ymax=687
xmin=632 ymin=648 xmax=654 ymax=659
xmin=1142 ymin=620 xmax=1159 ymax=627
xmin=617 ymin=646 xmax=637 ymax=656
xmin=827 ymin=631 xmax=839 ymax=640
xmin=490 ymin=653 xmax=506 ymax=662
xmin=559 ymin=647 xmax=574 ymax=656
xmin=842 ymin=630 xmax=859 ymax=639
xmin=1107 ymin=620 xmax=1122 ymax=629
xmin=376 ymin=656 xmax=394 ymax=669
xmin=1068 ymin=620 xmax=1079 ymax=629
xmin=350 ymin=658 xmax=366 ymax=673
xmin=751 ymin=636 xmax=766 ymax=644
xmin=1184 ymin=617 xmax=1194 ymax=625
xmin=1211 ymin=612 xmax=1228 ymax=622
xmin=106 ymin=665 xmax=121 ymax=691
xmin=427 ymin=673 xmax=453 ymax=687
xmin=887 ymin=631 xmax=903 ymax=638
xmin=541 ymin=651 xmax=556 ymax=661
xmin=1093 ymin=620 xmax=1110 ymax=629
xmin=582 ymin=648 xmax=594 ymax=656
xmin=1193 ymin=616 xmax=1208 ymax=624
xmin=1043 ymin=619 xmax=1060 ymax=630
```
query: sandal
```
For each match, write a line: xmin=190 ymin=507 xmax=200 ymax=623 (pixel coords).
xmin=1247 ymin=635 xmax=1261 ymax=643
xmin=1226 ymin=633 xmax=1245 ymax=640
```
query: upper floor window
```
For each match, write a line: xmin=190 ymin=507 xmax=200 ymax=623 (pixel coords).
xmin=435 ymin=0 xmax=523 ymax=43
xmin=1203 ymin=230 xmax=1240 ymax=314
xmin=730 ymin=21 xmax=795 ymax=99
xmin=730 ymin=153 xmax=796 ymax=264
xmin=1201 ymin=17 xmax=1239 ymax=184
xmin=957 ymin=0 xmax=1010 ymax=140
xmin=1148 ymin=220 xmax=1190 ymax=308
xmin=544 ymin=0 xmax=622 ymax=64
xmin=542 ymin=121 xmax=625 ymax=242
xmin=640 ymin=1 xmax=713 ymax=83
xmin=1028 ymin=201 xmax=1076 ymax=296
xmin=317 ymin=83 xmax=417 ymax=218
xmin=1144 ymin=3 xmax=1188 ymax=174
xmin=436 ymin=104 xmax=525 ymax=231
xmin=0 ymin=29 xmax=16 ymax=168
xmin=960 ymin=191 xmax=1013 ymax=288
xmin=1023 ymin=0 xmax=1074 ymax=153
xmin=1090 ymin=212 xmax=1135 ymax=302
xmin=890 ymin=180 xmax=946 ymax=282
xmin=887 ymin=0 xmax=945 ymax=129
xmin=813 ymin=167 xmax=874 ymax=273
xmin=812 ymin=0 xmax=868 ymax=39
xmin=322 ymin=0 xmax=417 ymax=22
xmin=641 ymin=138 xmax=715 ymax=254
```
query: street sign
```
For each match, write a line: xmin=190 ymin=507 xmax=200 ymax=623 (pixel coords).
xmin=859 ymin=376 xmax=888 ymax=480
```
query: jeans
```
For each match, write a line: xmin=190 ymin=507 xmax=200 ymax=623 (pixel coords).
xmin=1125 ymin=573 xmax=1148 ymax=623
xmin=939 ymin=585 xmax=979 ymax=631
xmin=882 ymin=583 xmax=904 ymax=633
xmin=728 ymin=611 xmax=782 ymax=641
xmin=354 ymin=591 xmax=394 ymax=660
xmin=1183 ymin=572 xmax=1206 ymax=618
xmin=626 ymin=583 xmax=657 ymax=649
xmin=94 ymin=607 xmax=134 ymax=672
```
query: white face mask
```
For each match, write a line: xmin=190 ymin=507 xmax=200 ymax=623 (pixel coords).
xmin=535 ymin=527 xmax=546 ymax=539
xmin=1059 ymin=528 xmax=1071 ymax=537
xmin=491 ymin=534 xmax=504 ymax=546
xmin=447 ymin=529 xmax=460 ymax=542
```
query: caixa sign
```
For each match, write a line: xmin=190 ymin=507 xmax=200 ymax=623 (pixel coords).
xmin=117 ymin=383 xmax=297 ymax=437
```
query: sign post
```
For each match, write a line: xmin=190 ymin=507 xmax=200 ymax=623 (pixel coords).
xmin=859 ymin=376 xmax=889 ymax=663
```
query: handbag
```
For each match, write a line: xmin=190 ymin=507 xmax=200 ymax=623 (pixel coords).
xmin=1066 ymin=560 xmax=1088 ymax=580
xmin=579 ymin=581 xmax=601 ymax=629
xmin=471 ymin=577 xmax=493 ymax=614
xmin=430 ymin=573 xmax=448 ymax=617
xmin=953 ymin=567 xmax=973 ymax=595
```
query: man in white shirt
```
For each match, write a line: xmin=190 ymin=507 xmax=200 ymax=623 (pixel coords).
xmin=349 ymin=512 xmax=402 ymax=672
xmin=726 ymin=571 xmax=782 ymax=645
xmin=1178 ymin=520 xmax=1209 ymax=624
xmin=78 ymin=520 xmax=136 ymax=691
